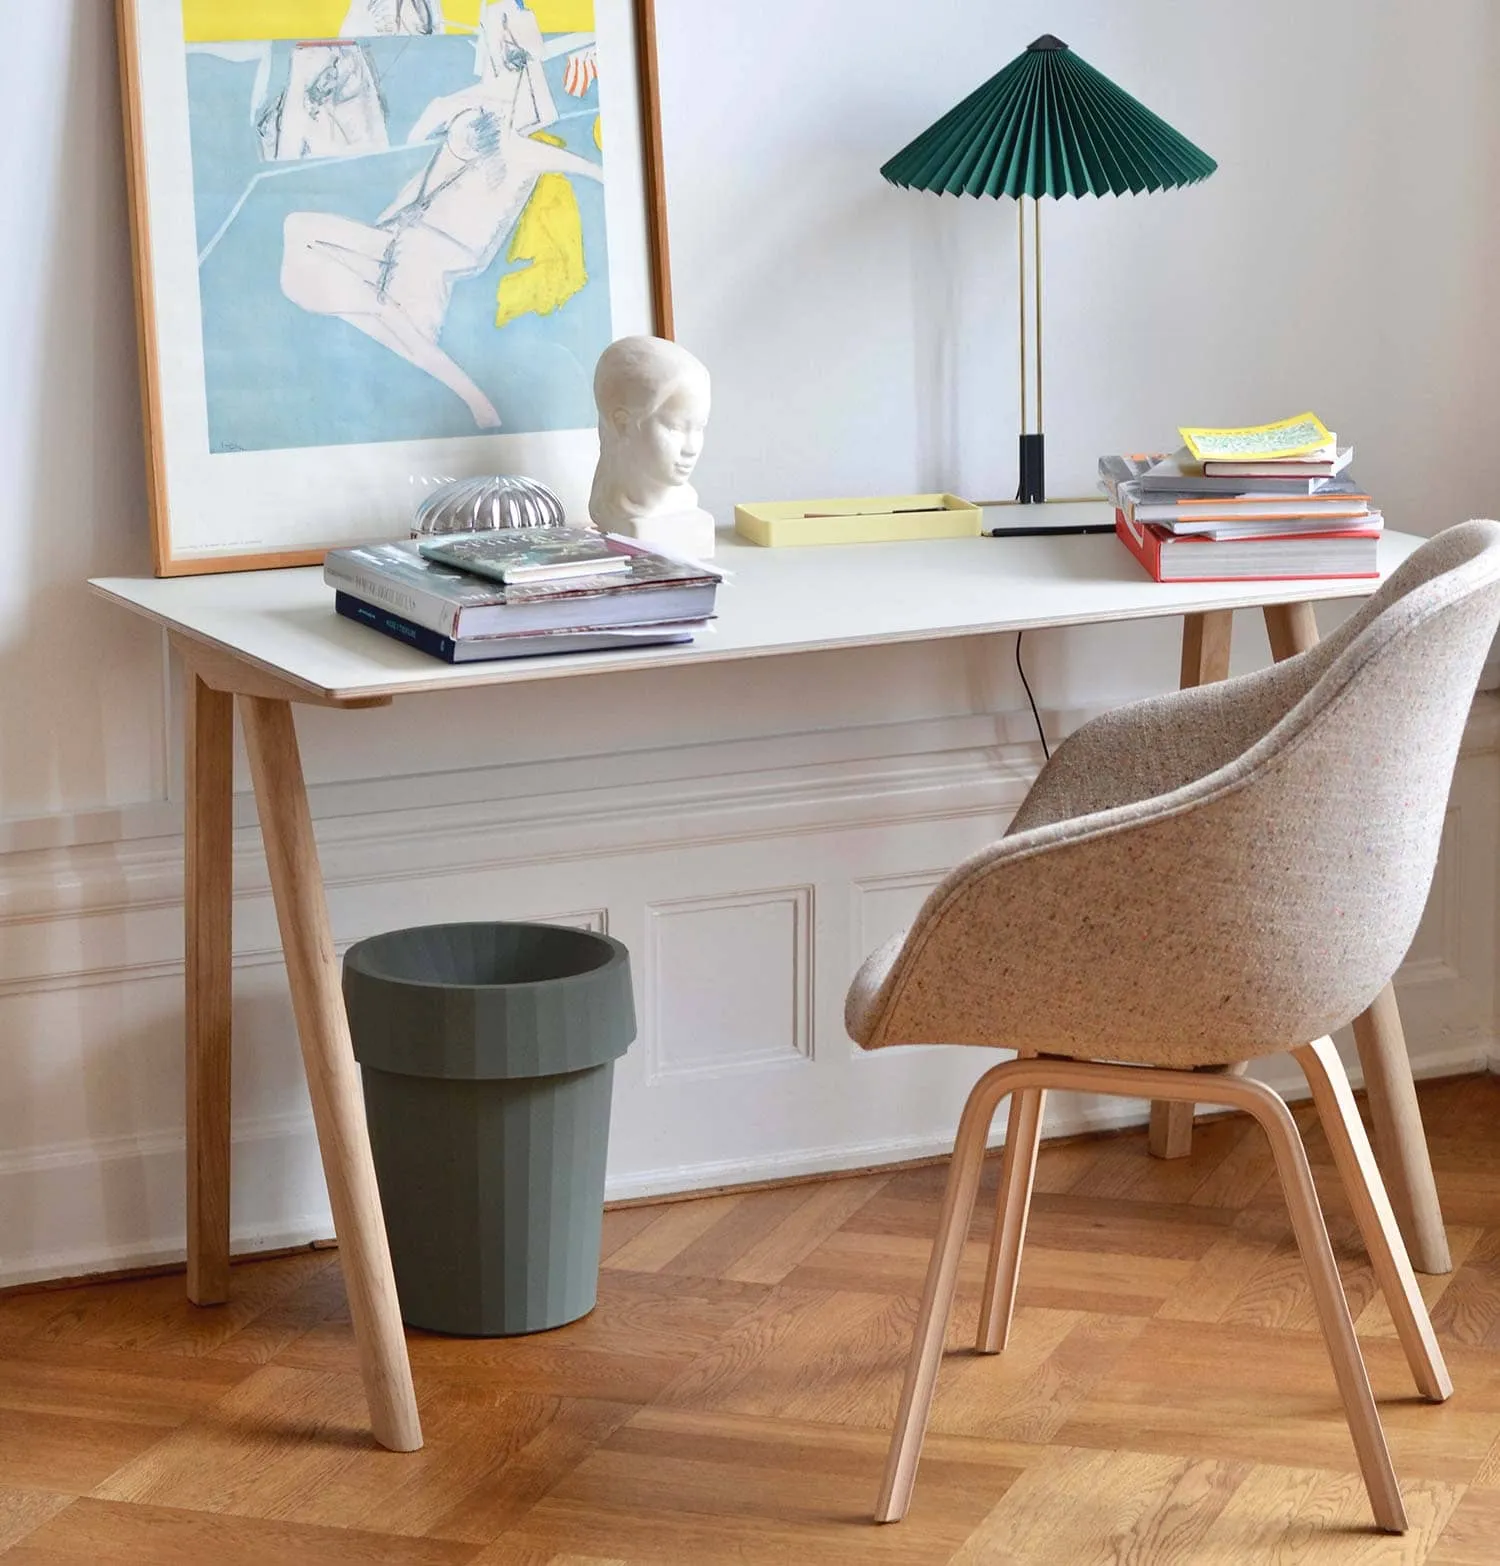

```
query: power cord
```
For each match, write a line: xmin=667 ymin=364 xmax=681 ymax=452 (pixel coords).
xmin=1014 ymin=631 xmax=1050 ymax=760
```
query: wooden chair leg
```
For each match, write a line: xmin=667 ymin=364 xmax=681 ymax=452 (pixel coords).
xmin=1351 ymin=990 xmax=1452 ymax=1275
xmin=878 ymin=1056 xmax=1406 ymax=1532
xmin=1226 ymin=1068 xmax=1406 ymax=1533
xmin=1294 ymin=1038 xmax=1452 ymax=1402
xmin=1150 ymin=608 xmax=1234 ymax=1162
xmin=976 ymin=1082 xmax=1045 ymax=1354
xmin=876 ymin=1063 xmax=1014 ymax=1523
xmin=240 ymin=696 xmax=423 ymax=1454
xmin=185 ymin=676 xmax=234 ymax=1307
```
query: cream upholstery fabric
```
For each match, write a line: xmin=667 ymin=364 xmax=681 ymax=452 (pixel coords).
xmin=847 ymin=522 xmax=1500 ymax=1067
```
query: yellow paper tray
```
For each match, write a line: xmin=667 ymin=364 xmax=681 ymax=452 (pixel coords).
xmin=733 ymin=493 xmax=981 ymax=547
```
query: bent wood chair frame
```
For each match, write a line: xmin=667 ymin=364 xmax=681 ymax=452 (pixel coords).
xmin=875 ymin=1041 xmax=1451 ymax=1534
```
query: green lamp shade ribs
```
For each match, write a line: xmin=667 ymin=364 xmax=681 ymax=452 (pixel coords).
xmin=881 ymin=35 xmax=1216 ymax=199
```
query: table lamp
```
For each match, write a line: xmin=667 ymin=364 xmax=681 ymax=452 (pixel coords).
xmin=881 ymin=35 xmax=1216 ymax=505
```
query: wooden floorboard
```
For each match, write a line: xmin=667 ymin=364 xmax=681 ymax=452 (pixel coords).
xmin=0 ymin=1075 xmax=1497 ymax=1562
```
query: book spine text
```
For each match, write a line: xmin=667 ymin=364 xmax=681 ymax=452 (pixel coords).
xmin=323 ymin=559 xmax=462 ymax=638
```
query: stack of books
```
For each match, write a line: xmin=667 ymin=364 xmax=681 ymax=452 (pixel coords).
xmin=325 ymin=527 xmax=721 ymax=663
xmin=1099 ymin=413 xmax=1381 ymax=582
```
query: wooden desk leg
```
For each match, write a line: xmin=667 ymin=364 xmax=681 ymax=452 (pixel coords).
xmin=1262 ymin=600 xmax=1320 ymax=663
xmin=1264 ymin=602 xmax=1452 ymax=1274
xmin=1351 ymin=988 xmax=1453 ymax=1274
xmin=239 ymin=696 xmax=423 ymax=1451
xmin=1148 ymin=610 xmax=1234 ymax=1161
xmin=186 ymin=676 xmax=234 ymax=1306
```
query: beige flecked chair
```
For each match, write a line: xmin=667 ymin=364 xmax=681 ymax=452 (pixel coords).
xmin=847 ymin=520 xmax=1500 ymax=1534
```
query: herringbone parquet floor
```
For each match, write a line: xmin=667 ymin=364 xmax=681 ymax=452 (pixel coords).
xmin=1 ymin=1075 xmax=1498 ymax=1563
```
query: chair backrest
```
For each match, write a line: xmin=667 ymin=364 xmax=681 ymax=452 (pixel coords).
xmin=866 ymin=522 xmax=1500 ymax=1061
xmin=1285 ymin=517 xmax=1500 ymax=685
xmin=1216 ymin=520 xmax=1500 ymax=1044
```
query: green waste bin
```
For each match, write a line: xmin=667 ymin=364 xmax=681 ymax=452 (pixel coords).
xmin=342 ymin=921 xmax=634 ymax=1336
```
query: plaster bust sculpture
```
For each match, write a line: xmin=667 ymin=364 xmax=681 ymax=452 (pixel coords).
xmin=588 ymin=335 xmax=715 ymax=556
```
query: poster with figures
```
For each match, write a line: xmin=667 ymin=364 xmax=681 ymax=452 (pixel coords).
xmin=120 ymin=1 xmax=666 ymax=573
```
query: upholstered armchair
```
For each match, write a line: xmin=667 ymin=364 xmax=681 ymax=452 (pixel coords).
xmin=847 ymin=520 xmax=1500 ymax=1533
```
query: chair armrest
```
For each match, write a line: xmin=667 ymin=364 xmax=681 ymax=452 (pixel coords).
xmin=1007 ymin=650 xmax=1319 ymax=833
xmin=853 ymin=738 xmax=1394 ymax=1067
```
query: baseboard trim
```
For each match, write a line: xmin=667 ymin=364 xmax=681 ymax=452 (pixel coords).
xmin=17 ymin=1061 xmax=1490 ymax=1292
xmin=599 ymin=1040 xmax=1494 ymax=1203
xmin=0 ymin=1217 xmax=336 ymax=1294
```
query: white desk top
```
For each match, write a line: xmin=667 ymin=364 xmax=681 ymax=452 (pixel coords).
xmin=91 ymin=511 xmax=1424 ymax=705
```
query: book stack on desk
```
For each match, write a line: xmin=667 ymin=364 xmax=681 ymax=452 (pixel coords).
xmin=324 ymin=528 xmax=721 ymax=663
xmin=1100 ymin=413 xmax=1382 ymax=583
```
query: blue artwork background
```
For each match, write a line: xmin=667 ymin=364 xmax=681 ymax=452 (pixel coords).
xmin=186 ymin=36 xmax=611 ymax=454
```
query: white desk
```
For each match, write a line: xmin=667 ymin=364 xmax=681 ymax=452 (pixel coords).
xmin=92 ymin=518 xmax=1446 ymax=1454
xmin=96 ymin=523 xmax=1421 ymax=704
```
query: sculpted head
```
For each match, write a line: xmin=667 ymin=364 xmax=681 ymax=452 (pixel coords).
xmin=589 ymin=336 xmax=711 ymax=528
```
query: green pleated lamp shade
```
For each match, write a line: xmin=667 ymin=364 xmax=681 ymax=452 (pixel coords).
xmin=881 ymin=34 xmax=1216 ymax=199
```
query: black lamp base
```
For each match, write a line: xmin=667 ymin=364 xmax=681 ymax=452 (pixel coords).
xmin=1018 ymin=433 xmax=1046 ymax=504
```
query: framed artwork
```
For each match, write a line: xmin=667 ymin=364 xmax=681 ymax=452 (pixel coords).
xmin=116 ymin=1 xmax=674 ymax=575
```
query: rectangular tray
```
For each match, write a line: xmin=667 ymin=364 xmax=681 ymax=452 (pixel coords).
xmin=733 ymin=493 xmax=981 ymax=547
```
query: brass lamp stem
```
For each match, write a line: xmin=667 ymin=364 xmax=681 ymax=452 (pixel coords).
xmin=1034 ymin=197 xmax=1043 ymax=429
xmin=1015 ymin=198 xmax=1045 ymax=434
xmin=1017 ymin=199 xmax=1027 ymax=435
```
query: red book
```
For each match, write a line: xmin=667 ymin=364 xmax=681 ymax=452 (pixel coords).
xmin=1115 ymin=511 xmax=1380 ymax=583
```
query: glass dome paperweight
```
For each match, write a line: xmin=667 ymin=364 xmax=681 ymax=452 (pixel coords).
xmin=412 ymin=475 xmax=567 ymax=537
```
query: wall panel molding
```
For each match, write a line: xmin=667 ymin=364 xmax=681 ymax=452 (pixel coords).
xmin=0 ymin=700 xmax=1492 ymax=1287
xmin=644 ymin=885 xmax=814 ymax=1082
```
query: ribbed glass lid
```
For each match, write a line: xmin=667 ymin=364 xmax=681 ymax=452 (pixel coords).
xmin=881 ymin=35 xmax=1216 ymax=198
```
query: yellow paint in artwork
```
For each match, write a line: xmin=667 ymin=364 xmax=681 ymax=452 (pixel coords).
xmin=495 ymin=170 xmax=587 ymax=329
xmin=183 ymin=0 xmax=592 ymax=43
xmin=527 ymin=0 xmax=596 ymax=30
xmin=592 ymin=114 xmax=602 ymax=151
xmin=447 ymin=0 xmax=595 ymax=29
xmin=183 ymin=0 xmax=348 ymax=40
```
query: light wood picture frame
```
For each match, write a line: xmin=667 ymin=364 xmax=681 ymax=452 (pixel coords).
xmin=117 ymin=1 xmax=675 ymax=576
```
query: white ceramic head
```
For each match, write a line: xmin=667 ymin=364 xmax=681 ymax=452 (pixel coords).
xmin=589 ymin=336 xmax=712 ymax=530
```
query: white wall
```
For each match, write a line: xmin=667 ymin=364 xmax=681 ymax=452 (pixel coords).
xmin=1 ymin=1 xmax=1498 ymax=1284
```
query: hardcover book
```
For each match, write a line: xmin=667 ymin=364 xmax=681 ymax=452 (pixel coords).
xmin=334 ymin=594 xmax=709 ymax=663
xmin=1201 ymin=448 xmax=1352 ymax=478
xmin=1115 ymin=511 xmax=1380 ymax=583
xmin=324 ymin=538 xmax=721 ymax=640
xmin=1179 ymin=510 xmax=1383 ymax=542
xmin=1097 ymin=453 xmax=1168 ymax=507
xmin=417 ymin=527 xmax=631 ymax=583
xmin=1133 ymin=447 xmax=1355 ymax=496
xmin=1116 ymin=482 xmax=1372 ymax=527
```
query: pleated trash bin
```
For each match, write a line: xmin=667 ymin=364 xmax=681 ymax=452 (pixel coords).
xmin=342 ymin=922 xmax=634 ymax=1336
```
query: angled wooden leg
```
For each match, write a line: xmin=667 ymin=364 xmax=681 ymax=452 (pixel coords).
xmin=239 ymin=696 xmax=422 ymax=1453
xmin=186 ymin=676 xmax=234 ymax=1306
xmin=1351 ymin=993 xmax=1452 ymax=1275
xmin=976 ymin=1078 xmax=1045 ymax=1354
xmin=1150 ymin=609 xmax=1234 ymax=1161
xmin=876 ymin=1066 xmax=1012 ymax=1523
xmin=1295 ymin=1037 xmax=1451 ymax=1401
xmin=1229 ymin=1064 xmax=1406 ymax=1532
xmin=1262 ymin=599 xmax=1320 ymax=662
xmin=879 ymin=1056 xmax=1406 ymax=1531
xmin=1181 ymin=608 xmax=1235 ymax=684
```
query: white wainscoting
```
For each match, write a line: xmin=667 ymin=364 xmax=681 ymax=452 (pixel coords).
xmin=0 ymin=692 xmax=1495 ymax=1289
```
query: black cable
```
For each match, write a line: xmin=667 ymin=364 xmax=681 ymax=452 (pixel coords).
xmin=1015 ymin=630 xmax=1050 ymax=760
